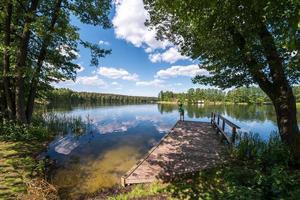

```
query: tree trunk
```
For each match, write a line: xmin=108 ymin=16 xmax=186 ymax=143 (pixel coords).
xmin=3 ymin=3 xmax=15 ymax=119
xmin=15 ymin=0 xmax=39 ymax=123
xmin=26 ymin=0 xmax=62 ymax=122
xmin=229 ymin=24 xmax=300 ymax=161
xmin=257 ymin=24 xmax=300 ymax=161
xmin=271 ymin=86 xmax=300 ymax=160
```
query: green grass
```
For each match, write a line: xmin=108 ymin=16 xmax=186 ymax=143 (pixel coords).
xmin=107 ymin=182 xmax=167 ymax=200
xmin=0 ymin=141 xmax=46 ymax=200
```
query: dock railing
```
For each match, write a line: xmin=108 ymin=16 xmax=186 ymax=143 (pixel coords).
xmin=211 ymin=112 xmax=240 ymax=145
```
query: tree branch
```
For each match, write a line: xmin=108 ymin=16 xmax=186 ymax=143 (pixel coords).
xmin=228 ymin=26 xmax=275 ymax=97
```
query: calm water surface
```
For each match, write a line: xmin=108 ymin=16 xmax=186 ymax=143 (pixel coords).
xmin=44 ymin=103 xmax=296 ymax=199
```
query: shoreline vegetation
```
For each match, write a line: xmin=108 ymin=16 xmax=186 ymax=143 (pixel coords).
xmin=0 ymin=114 xmax=89 ymax=199
xmin=158 ymin=86 xmax=300 ymax=105
xmin=0 ymin=125 xmax=57 ymax=199
xmin=157 ymin=101 xmax=251 ymax=105
xmin=46 ymin=88 xmax=158 ymax=105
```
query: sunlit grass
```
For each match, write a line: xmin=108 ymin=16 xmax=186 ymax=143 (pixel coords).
xmin=0 ymin=141 xmax=52 ymax=199
xmin=108 ymin=182 xmax=167 ymax=200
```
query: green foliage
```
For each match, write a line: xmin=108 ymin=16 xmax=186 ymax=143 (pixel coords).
xmin=158 ymin=88 xmax=226 ymax=103
xmin=226 ymin=87 xmax=269 ymax=104
xmin=0 ymin=119 xmax=50 ymax=141
xmin=107 ymin=182 xmax=166 ymax=200
xmin=0 ymin=139 xmax=54 ymax=199
xmin=158 ymin=87 xmax=273 ymax=104
xmin=0 ymin=0 xmax=112 ymax=122
xmin=47 ymin=88 xmax=158 ymax=104
xmin=159 ymin=86 xmax=300 ymax=104
xmin=0 ymin=112 xmax=88 ymax=141
xmin=293 ymin=85 xmax=300 ymax=102
xmin=235 ymin=133 xmax=293 ymax=166
xmin=40 ymin=113 xmax=87 ymax=136
xmin=144 ymin=0 xmax=300 ymax=88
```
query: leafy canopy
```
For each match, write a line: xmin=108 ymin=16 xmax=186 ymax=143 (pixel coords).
xmin=144 ymin=0 xmax=300 ymax=89
xmin=0 ymin=0 xmax=112 ymax=85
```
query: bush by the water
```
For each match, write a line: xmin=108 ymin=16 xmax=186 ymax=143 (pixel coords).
xmin=162 ymin=133 xmax=300 ymax=200
xmin=0 ymin=113 xmax=86 ymax=142
xmin=0 ymin=119 xmax=49 ymax=141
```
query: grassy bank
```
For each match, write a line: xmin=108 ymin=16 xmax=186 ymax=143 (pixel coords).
xmin=103 ymin=133 xmax=300 ymax=200
xmin=0 ymin=141 xmax=58 ymax=200
xmin=0 ymin=120 xmax=59 ymax=199
xmin=0 ymin=114 xmax=85 ymax=200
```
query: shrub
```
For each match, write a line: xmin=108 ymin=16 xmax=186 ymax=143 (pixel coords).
xmin=0 ymin=113 xmax=86 ymax=142
xmin=235 ymin=132 xmax=293 ymax=166
xmin=0 ymin=119 xmax=50 ymax=141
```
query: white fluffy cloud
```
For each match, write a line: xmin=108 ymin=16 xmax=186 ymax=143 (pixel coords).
xmin=98 ymin=67 xmax=139 ymax=81
xmin=113 ymin=0 xmax=188 ymax=64
xmin=75 ymin=75 xmax=107 ymax=86
xmin=136 ymin=79 xmax=164 ymax=87
xmin=149 ymin=47 xmax=189 ymax=63
xmin=122 ymin=73 xmax=139 ymax=81
xmin=155 ymin=64 xmax=209 ymax=79
xmin=99 ymin=40 xmax=110 ymax=46
xmin=113 ymin=0 xmax=170 ymax=49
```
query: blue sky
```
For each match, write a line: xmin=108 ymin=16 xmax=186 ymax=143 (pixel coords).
xmin=54 ymin=0 xmax=209 ymax=97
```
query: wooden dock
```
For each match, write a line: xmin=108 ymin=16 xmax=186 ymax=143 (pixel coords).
xmin=121 ymin=115 xmax=240 ymax=186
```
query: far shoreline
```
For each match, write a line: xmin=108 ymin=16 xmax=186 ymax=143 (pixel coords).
xmin=157 ymin=101 xmax=278 ymax=105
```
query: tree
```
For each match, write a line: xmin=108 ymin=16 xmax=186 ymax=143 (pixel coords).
xmin=144 ymin=0 xmax=300 ymax=160
xmin=0 ymin=0 xmax=112 ymax=123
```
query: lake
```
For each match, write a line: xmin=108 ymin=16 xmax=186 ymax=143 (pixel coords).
xmin=43 ymin=103 xmax=289 ymax=199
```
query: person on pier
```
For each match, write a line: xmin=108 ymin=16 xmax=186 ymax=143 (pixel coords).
xmin=178 ymin=102 xmax=185 ymax=121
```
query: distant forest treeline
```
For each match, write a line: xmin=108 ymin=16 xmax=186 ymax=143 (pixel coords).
xmin=159 ymin=86 xmax=300 ymax=104
xmin=47 ymin=88 xmax=157 ymax=104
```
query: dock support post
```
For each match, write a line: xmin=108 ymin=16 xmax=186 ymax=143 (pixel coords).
xmin=222 ymin=119 xmax=225 ymax=132
xmin=231 ymin=127 xmax=237 ymax=144
xmin=121 ymin=176 xmax=126 ymax=187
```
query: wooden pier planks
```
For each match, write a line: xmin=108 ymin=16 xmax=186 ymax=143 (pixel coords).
xmin=121 ymin=120 xmax=225 ymax=186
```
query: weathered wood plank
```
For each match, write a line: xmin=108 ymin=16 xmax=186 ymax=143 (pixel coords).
xmin=121 ymin=120 xmax=226 ymax=186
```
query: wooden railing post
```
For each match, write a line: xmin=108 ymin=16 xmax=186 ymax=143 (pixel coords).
xmin=231 ymin=126 xmax=237 ymax=144
xmin=211 ymin=113 xmax=240 ymax=146
xmin=222 ymin=119 xmax=225 ymax=132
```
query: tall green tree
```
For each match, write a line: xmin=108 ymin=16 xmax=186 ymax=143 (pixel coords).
xmin=0 ymin=0 xmax=112 ymax=123
xmin=145 ymin=0 xmax=300 ymax=159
